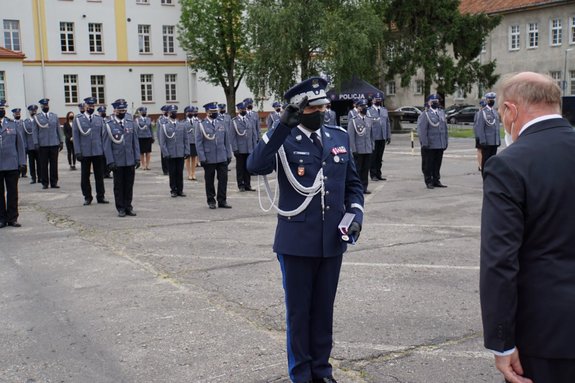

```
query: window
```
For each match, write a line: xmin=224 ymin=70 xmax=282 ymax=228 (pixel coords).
xmin=63 ymin=74 xmax=78 ymax=104
xmin=163 ymin=25 xmax=175 ymax=54
xmin=140 ymin=74 xmax=153 ymax=102
xmin=509 ymin=25 xmax=520 ymax=50
xmin=414 ymin=80 xmax=424 ymax=95
xmin=386 ymin=81 xmax=396 ymax=96
xmin=551 ymin=18 xmax=562 ymax=46
xmin=165 ymin=74 xmax=177 ymax=102
xmin=60 ymin=22 xmax=75 ymax=53
xmin=88 ymin=23 xmax=103 ymax=53
xmin=161 ymin=0 xmax=174 ymax=4
xmin=569 ymin=71 xmax=575 ymax=96
xmin=3 ymin=20 xmax=21 ymax=51
xmin=550 ymin=71 xmax=562 ymax=89
xmin=527 ymin=23 xmax=538 ymax=49
xmin=138 ymin=24 xmax=151 ymax=54
xmin=136 ymin=0 xmax=149 ymax=3
xmin=570 ymin=16 xmax=575 ymax=44
xmin=91 ymin=75 xmax=105 ymax=104
xmin=481 ymin=39 xmax=486 ymax=53
xmin=0 ymin=71 xmax=5 ymax=100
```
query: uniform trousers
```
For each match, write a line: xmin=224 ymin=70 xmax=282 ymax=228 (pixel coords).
xmin=277 ymin=254 xmax=343 ymax=383
xmin=369 ymin=139 xmax=386 ymax=179
xmin=234 ymin=152 xmax=251 ymax=189
xmin=112 ymin=166 xmax=135 ymax=213
xmin=353 ymin=153 xmax=371 ymax=192
xmin=421 ymin=148 xmax=444 ymax=186
xmin=81 ymin=155 xmax=106 ymax=202
xmin=38 ymin=145 xmax=59 ymax=187
xmin=203 ymin=162 xmax=228 ymax=205
xmin=0 ymin=169 xmax=19 ymax=224
xmin=27 ymin=149 xmax=39 ymax=182
xmin=168 ymin=157 xmax=185 ymax=194
xmin=480 ymin=145 xmax=498 ymax=176
xmin=504 ymin=356 xmax=575 ymax=383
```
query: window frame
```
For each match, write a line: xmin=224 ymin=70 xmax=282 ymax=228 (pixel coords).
xmin=0 ymin=71 xmax=6 ymax=101
xmin=138 ymin=24 xmax=152 ymax=54
xmin=386 ymin=80 xmax=396 ymax=96
xmin=90 ymin=75 xmax=106 ymax=105
xmin=162 ymin=25 xmax=175 ymax=54
xmin=527 ymin=22 xmax=539 ymax=49
xmin=60 ymin=21 xmax=76 ymax=53
xmin=550 ymin=17 xmax=563 ymax=46
xmin=140 ymin=74 xmax=154 ymax=102
xmin=3 ymin=19 xmax=21 ymax=51
xmin=165 ymin=74 xmax=177 ymax=102
xmin=63 ymin=74 xmax=79 ymax=105
xmin=88 ymin=23 xmax=104 ymax=54
xmin=509 ymin=24 xmax=520 ymax=51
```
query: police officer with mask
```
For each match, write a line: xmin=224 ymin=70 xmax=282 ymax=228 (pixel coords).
xmin=73 ymin=97 xmax=109 ymax=206
xmin=0 ymin=100 xmax=27 ymax=228
xmin=184 ymin=106 xmax=200 ymax=181
xmin=247 ymin=77 xmax=364 ymax=383
xmin=324 ymin=102 xmax=337 ymax=126
xmin=159 ymin=105 xmax=189 ymax=197
xmin=103 ymin=99 xmax=140 ymax=217
xmin=230 ymin=101 xmax=257 ymax=192
xmin=368 ymin=92 xmax=391 ymax=182
xmin=33 ymin=98 xmax=63 ymax=189
xmin=348 ymin=98 xmax=374 ymax=194
xmin=136 ymin=106 xmax=154 ymax=171
xmin=11 ymin=108 xmax=27 ymax=178
xmin=243 ymin=98 xmax=261 ymax=139
xmin=417 ymin=94 xmax=448 ymax=189
xmin=473 ymin=92 xmax=500 ymax=175
xmin=266 ymin=101 xmax=282 ymax=129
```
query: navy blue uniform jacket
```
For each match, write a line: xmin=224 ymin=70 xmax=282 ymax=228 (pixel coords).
xmin=247 ymin=123 xmax=364 ymax=258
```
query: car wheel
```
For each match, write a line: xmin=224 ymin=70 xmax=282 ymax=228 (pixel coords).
xmin=449 ymin=117 xmax=457 ymax=124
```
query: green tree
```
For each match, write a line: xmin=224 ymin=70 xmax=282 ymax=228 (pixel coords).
xmin=178 ymin=0 xmax=250 ymax=111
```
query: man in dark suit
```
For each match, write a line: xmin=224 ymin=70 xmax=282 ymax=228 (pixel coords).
xmin=247 ymin=77 xmax=364 ymax=383
xmin=480 ymin=71 xmax=575 ymax=383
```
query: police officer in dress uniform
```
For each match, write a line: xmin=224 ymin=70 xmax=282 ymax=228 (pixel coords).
xmin=247 ymin=77 xmax=364 ymax=383
xmin=266 ymin=101 xmax=282 ymax=129
xmin=347 ymin=99 xmax=359 ymax=123
xmin=0 ymin=100 xmax=26 ymax=228
xmin=195 ymin=102 xmax=232 ymax=209
xmin=157 ymin=105 xmax=170 ymax=176
xmin=230 ymin=101 xmax=258 ymax=192
xmin=218 ymin=103 xmax=232 ymax=132
xmin=183 ymin=106 xmax=200 ymax=181
xmin=348 ymin=98 xmax=374 ymax=194
xmin=324 ymin=102 xmax=337 ymax=126
xmin=33 ymin=98 xmax=63 ymax=189
xmin=243 ymin=98 xmax=261 ymax=139
xmin=11 ymin=108 xmax=27 ymax=178
xmin=417 ymin=94 xmax=448 ymax=189
xmin=473 ymin=92 xmax=500 ymax=176
xmin=23 ymin=105 xmax=39 ymax=183
xmin=73 ymin=96 xmax=109 ymax=206
xmin=368 ymin=92 xmax=391 ymax=182
xmin=98 ymin=105 xmax=113 ymax=179
xmin=103 ymin=99 xmax=140 ymax=217
xmin=159 ymin=105 xmax=189 ymax=197
xmin=474 ymin=98 xmax=486 ymax=171
xmin=136 ymin=106 xmax=154 ymax=171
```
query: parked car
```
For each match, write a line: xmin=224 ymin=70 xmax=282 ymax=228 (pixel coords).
xmin=446 ymin=106 xmax=480 ymax=124
xmin=394 ymin=106 xmax=422 ymax=123
xmin=444 ymin=103 xmax=473 ymax=115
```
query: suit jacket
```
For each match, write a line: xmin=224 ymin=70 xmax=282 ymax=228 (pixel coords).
xmin=348 ymin=115 xmax=374 ymax=154
xmin=34 ymin=111 xmax=62 ymax=147
xmin=158 ymin=119 xmax=189 ymax=158
xmin=230 ymin=115 xmax=258 ymax=154
xmin=195 ymin=118 xmax=231 ymax=164
xmin=324 ymin=109 xmax=337 ymax=126
xmin=103 ymin=117 xmax=140 ymax=167
xmin=135 ymin=116 xmax=153 ymax=139
xmin=367 ymin=106 xmax=391 ymax=141
xmin=480 ymin=117 xmax=575 ymax=358
xmin=247 ymin=123 xmax=364 ymax=258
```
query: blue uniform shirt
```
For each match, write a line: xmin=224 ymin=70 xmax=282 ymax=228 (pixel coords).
xmin=247 ymin=122 xmax=364 ymax=258
xmin=158 ymin=119 xmax=190 ymax=158
xmin=0 ymin=118 xmax=26 ymax=171
xmin=195 ymin=117 xmax=232 ymax=164
xmin=103 ymin=117 xmax=140 ymax=167
xmin=72 ymin=113 xmax=105 ymax=157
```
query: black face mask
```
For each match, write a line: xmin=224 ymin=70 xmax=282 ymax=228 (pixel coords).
xmin=430 ymin=103 xmax=439 ymax=110
xmin=117 ymin=112 xmax=126 ymax=120
xmin=100 ymin=113 xmax=106 ymax=118
xmin=487 ymin=100 xmax=495 ymax=107
xmin=141 ymin=113 xmax=147 ymax=117
xmin=0 ymin=110 xmax=5 ymax=119
xmin=86 ymin=108 xmax=95 ymax=115
xmin=15 ymin=115 xmax=21 ymax=120
xmin=374 ymin=101 xmax=382 ymax=107
xmin=186 ymin=113 xmax=193 ymax=119
xmin=210 ymin=112 xmax=219 ymax=120
xmin=220 ymin=110 xmax=225 ymax=114
xmin=359 ymin=107 xmax=368 ymax=115
xmin=192 ymin=113 xmax=198 ymax=118
xmin=247 ymin=105 xmax=253 ymax=110
xmin=169 ymin=112 xmax=178 ymax=119
xmin=275 ymin=108 xmax=281 ymax=113
xmin=42 ymin=107 xmax=49 ymax=113
xmin=300 ymin=111 xmax=324 ymax=131
xmin=240 ymin=111 xmax=247 ymax=116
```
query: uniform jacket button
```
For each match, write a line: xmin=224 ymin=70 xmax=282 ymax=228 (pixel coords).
xmin=326 ymin=205 xmax=330 ymax=210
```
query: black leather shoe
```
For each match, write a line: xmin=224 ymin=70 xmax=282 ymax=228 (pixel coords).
xmin=0 ymin=222 xmax=6 ymax=228
xmin=378 ymin=176 xmax=387 ymax=181
xmin=218 ymin=203 xmax=232 ymax=209
xmin=51 ymin=185 xmax=60 ymax=189
xmin=238 ymin=187 xmax=245 ymax=192
xmin=177 ymin=193 xmax=186 ymax=197
xmin=244 ymin=187 xmax=256 ymax=192
xmin=171 ymin=192 xmax=178 ymax=198
xmin=433 ymin=182 xmax=447 ymax=188
xmin=118 ymin=210 xmax=126 ymax=217
xmin=208 ymin=203 xmax=217 ymax=209
xmin=42 ymin=185 xmax=48 ymax=189
xmin=97 ymin=199 xmax=109 ymax=204
xmin=313 ymin=377 xmax=338 ymax=383
xmin=30 ymin=180 xmax=36 ymax=184
xmin=7 ymin=222 xmax=21 ymax=227
xmin=426 ymin=183 xmax=435 ymax=189
xmin=370 ymin=177 xmax=380 ymax=182
xmin=83 ymin=199 xmax=93 ymax=206
xmin=125 ymin=210 xmax=137 ymax=216
xmin=364 ymin=190 xmax=372 ymax=194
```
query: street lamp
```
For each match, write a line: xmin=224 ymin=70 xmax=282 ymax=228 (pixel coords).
xmin=563 ymin=48 xmax=573 ymax=96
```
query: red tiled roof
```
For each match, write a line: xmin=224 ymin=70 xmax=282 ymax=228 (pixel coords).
xmin=459 ymin=0 xmax=566 ymax=15
xmin=0 ymin=46 xmax=25 ymax=59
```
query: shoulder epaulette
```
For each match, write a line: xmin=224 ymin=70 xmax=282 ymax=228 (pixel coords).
xmin=325 ymin=124 xmax=348 ymax=133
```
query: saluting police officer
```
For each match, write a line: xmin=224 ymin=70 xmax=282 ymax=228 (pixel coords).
xmin=33 ymin=98 xmax=63 ymax=189
xmin=196 ymin=102 xmax=232 ymax=209
xmin=73 ymin=97 xmax=109 ymax=206
xmin=159 ymin=105 xmax=189 ymax=197
xmin=368 ymin=92 xmax=391 ymax=182
xmin=324 ymin=102 xmax=337 ymax=126
xmin=11 ymin=108 xmax=28 ymax=178
xmin=417 ymin=94 xmax=448 ymax=189
xmin=473 ymin=92 xmax=500 ymax=175
xmin=230 ymin=101 xmax=257 ymax=192
xmin=247 ymin=77 xmax=364 ymax=383
xmin=183 ymin=106 xmax=200 ymax=181
xmin=266 ymin=101 xmax=282 ymax=129
xmin=136 ymin=106 xmax=154 ymax=171
xmin=0 ymin=100 xmax=27 ymax=228
xmin=103 ymin=99 xmax=140 ymax=217
xmin=348 ymin=98 xmax=375 ymax=194
xmin=22 ymin=105 xmax=39 ymax=184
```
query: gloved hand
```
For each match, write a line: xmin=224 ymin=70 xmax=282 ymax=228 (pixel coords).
xmin=164 ymin=155 xmax=171 ymax=160
xmin=184 ymin=155 xmax=190 ymax=160
xmin=386 ymin=138 xmax=391 ymax=145
xmin=233 ymin=150 xmax=239 ymax=157
xmin=76 ymin=154 xmax=83 ymax=162
xmin=59 ymin=142 xmax=63 ymax=152
xmin=135 ymin=161 xmax=141 ymax=169
xmin=108 ymin=162 xmax=117 ymax=171
xmin=227 ymin=157 xmax=232 ymax=165
xmin=280 ymin=96 xmax=308 ymax=129
xmin=200 ymin=161 xmax=207 ymax=167
xmin=347 ymin=221 xmax=362 ymax=242
xmin=19 ymin=164 xmax=27 ymax=173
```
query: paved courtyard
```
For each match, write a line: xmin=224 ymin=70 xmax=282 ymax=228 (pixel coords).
xmin=0 ymin=130 xmax=504 ymax=383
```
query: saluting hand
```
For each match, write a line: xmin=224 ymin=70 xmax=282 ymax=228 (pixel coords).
xmin=280 ymin=96 xmax=308 ymax=129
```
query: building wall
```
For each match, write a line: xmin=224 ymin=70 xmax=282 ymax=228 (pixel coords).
xmin=0 ymin=59 xmax=26 ymax=109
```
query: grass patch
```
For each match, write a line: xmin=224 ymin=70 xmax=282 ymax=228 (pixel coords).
xmin=448 ymin=126 xmax=504 ymax=139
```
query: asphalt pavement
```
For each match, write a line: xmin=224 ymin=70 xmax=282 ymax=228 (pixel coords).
xmin=0 ymin=129 xmax=504 ymax=383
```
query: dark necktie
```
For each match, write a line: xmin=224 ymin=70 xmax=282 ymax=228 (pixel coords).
xmin=310 ymin=132 xmax=322 ymax=152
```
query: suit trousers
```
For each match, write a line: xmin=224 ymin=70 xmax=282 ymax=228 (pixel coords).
xmin=421 ymin=148 xmax=444 ymax=185
xmin=480 ymin=145 xmax=498 ymax=175
xmin=369 ymin=139 xmax=386 ymax=179
xmin=277 ymin=254 xmax=343 ymax=383
xmin=203 ymin=162 xmax=228 ymax=205
xmin=505 ymin=356 xmax=575 ymax=383
xmin=0 ymin=169 xmax=19 ymax=224
xmin=353 ymin=153 xmax=371 ymax=192
xmin=38 ymin=145 xmax=59 ymax=187
xmin=27 ymin=149 xmax=39 ymax=182
xmin=168 ymin=157 xmax=185 ymax=194
xmin=112 ymin=166 xmax=135 ymax=213
xmin=81 ymin=155 xmax=106 ymax=202
xmin=234 ymin=152 xmax=251 ymax=189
